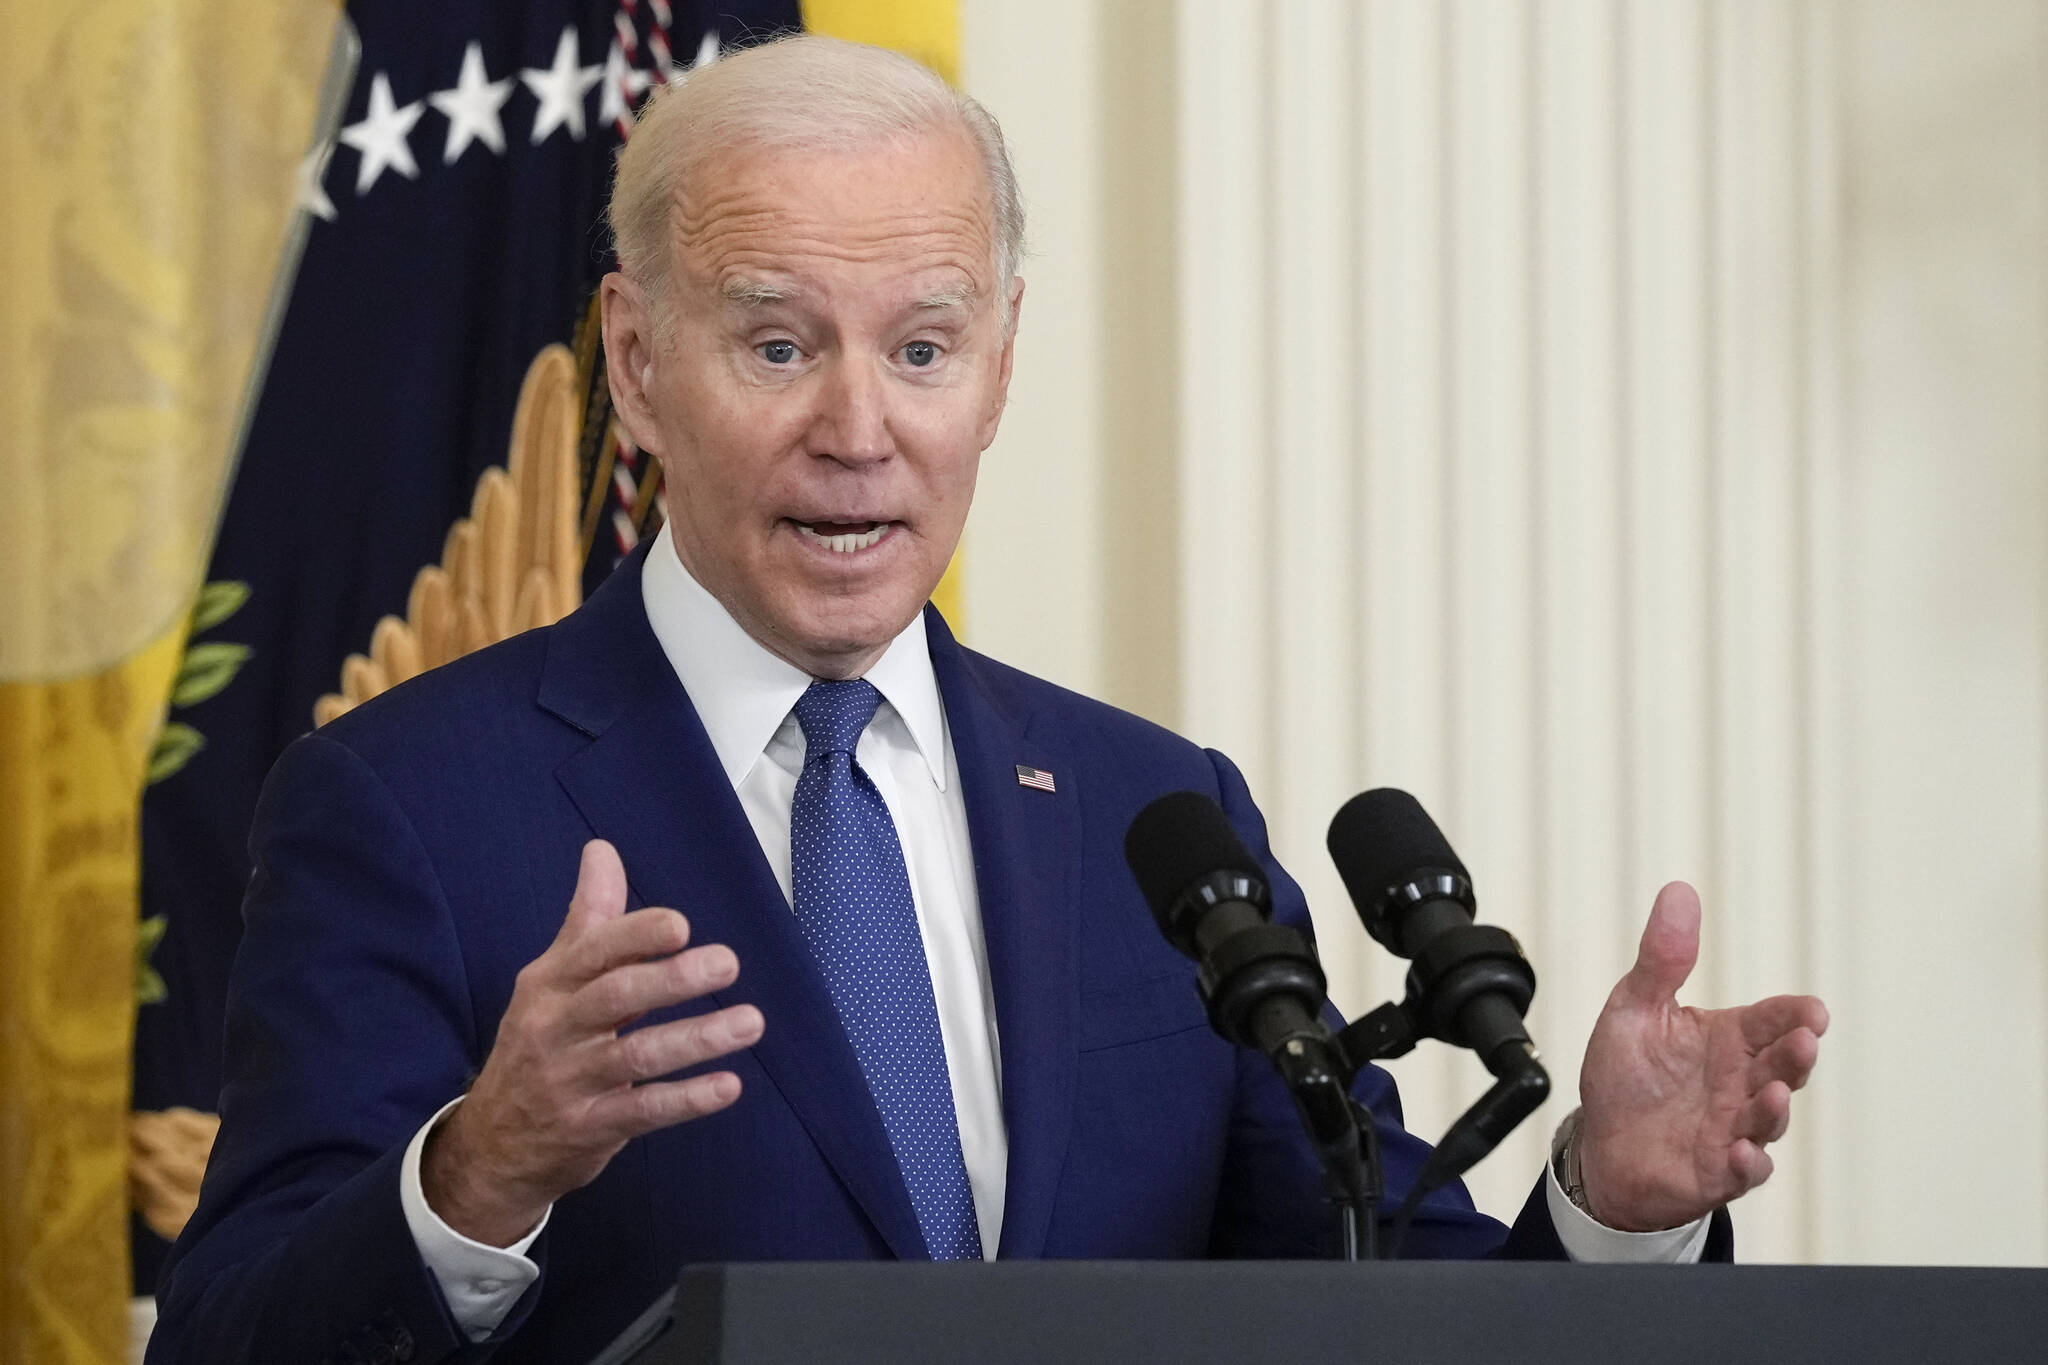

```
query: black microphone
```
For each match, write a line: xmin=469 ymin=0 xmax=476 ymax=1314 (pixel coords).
xmin=1325 ymin=789 xmax=1538 ymax=1078
xmin=1123 ymin=792 xmax=1353 ymax=1146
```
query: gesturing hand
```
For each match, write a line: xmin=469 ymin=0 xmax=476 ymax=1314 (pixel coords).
xmin=1576 ymin=881 xmax=1828 ymax=1232
xmin=422 ymin=839 xmax=765 ymax=1246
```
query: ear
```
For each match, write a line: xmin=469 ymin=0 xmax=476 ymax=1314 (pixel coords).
xmin=979 ymin=275 xmax=1025 ymax=451
xmin=600 ymin=272 xmax=665 ymax=456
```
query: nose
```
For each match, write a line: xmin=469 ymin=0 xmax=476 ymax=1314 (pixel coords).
xmin=813 ymin=354 xmax=892 ymax=466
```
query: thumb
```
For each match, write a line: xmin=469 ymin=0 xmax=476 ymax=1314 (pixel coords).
xmin=1621 ymin=880 xmax=1702 ymax=1006
xmin=562 ymin=838 xmax=629 ymax=935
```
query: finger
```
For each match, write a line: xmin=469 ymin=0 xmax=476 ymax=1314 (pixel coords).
xmin=1727 ymin=1138 xmax=1775 ymax=1194
xmin=567 ymin=942 xmax=741 ymax=1032
xmin=1738 ymin=993 xmax=1830 ymax=1050
xmin=594 ymin=1070 xmax=745 ymax=1140
xmin=1735 ymin=1080 xmax=1793 ymax=1146
xmin=560 ymin=840 xmax=630 ymax=939
xmin=558 ymin=905 xmax=694 ymax=985
xmin=1620 ymin=881 xmax=1701 ymax=1006
xmin=1746 ymin=1027 xmax=1822 ymax=1093
xmin=604 ymin=1003 xmax=765 ymax=1087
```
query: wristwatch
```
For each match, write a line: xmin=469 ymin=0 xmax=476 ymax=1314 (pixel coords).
xmin=1552 ymin=1107 xmax=1595 ymax=1217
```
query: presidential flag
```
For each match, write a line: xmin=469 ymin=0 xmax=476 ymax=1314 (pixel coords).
xmin=131 ymin=0 xmax=801 ymax=1291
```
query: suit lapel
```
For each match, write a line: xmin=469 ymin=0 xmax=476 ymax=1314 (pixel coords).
xmin=927 ymin=611 xmax=1081 ymax=1259
xmin=539 ymin=545 xmax=928 ymax=1260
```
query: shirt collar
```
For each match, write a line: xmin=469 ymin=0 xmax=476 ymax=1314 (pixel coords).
xmin=639 ymin=528 xmax=949 ymax=792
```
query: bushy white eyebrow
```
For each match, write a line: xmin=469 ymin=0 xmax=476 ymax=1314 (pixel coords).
xmin=719 ymin=276 xmax=976 ymax=313
xmin=721 ymin=277 xmax=791 ymax=306
xmin=913 ymin=284 xmax=975 ymax=311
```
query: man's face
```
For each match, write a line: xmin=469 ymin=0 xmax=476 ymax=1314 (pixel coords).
xmin=604 ymin=126 xmax=1019 ymax=678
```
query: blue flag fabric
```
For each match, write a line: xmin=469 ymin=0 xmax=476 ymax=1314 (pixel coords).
xmin=133 ymin=0 xmax=800 ymax=1289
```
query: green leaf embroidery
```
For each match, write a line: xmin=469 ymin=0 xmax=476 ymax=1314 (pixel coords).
xmin=171 ymin=642 xmax=252 ymax=709
xmin=148 ymin=722 xmax=206 ymax=785
xmin=190 ymin=580 xmax=251 ymax=635
xmin=137 ymin=914 xmax=169 ymax=1006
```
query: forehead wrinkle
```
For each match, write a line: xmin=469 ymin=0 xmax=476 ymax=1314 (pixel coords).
xmin=672 ymin=193 xmax=993 ymax=276
xmin=661 ymin=132 xmax=1002 ymax=315
xmin=673 ymin=159 xmax=992 ymax=224
xmin=685 ymin=218 xmax=992 ymax=269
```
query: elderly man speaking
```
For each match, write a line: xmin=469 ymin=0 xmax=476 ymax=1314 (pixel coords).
xmin=150 ymin=34 xmax=1826 ymax=1365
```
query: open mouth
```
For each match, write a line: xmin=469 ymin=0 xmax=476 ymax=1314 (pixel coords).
xmin=790 ymin=519 xmax=897 ymax=554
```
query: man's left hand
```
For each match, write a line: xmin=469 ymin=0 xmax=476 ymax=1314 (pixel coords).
xmin=1576 ymin=880 xmax=1829 ymax=1232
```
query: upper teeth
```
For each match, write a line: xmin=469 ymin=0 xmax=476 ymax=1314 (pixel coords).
xmin=798 ymin=522 xmax=890 ymax=553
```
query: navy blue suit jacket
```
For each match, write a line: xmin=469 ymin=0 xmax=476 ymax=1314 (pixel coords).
xmin=152 ymin=544 xmax=1720 ymax=1365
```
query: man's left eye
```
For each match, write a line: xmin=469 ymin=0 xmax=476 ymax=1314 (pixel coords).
xmin=902 ymin=342 xmax=938 ymax=367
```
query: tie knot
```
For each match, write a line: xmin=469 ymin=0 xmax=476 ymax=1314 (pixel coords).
xmin=793 ymin=678 xmax=884 ymax=758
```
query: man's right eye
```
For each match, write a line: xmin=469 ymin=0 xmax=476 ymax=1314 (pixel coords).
xmin=758 ymin=340 xmax=798 ymax=365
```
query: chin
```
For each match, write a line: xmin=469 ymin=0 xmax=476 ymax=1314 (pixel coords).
xmin=776 ymin=593 xmax=928 ymax=672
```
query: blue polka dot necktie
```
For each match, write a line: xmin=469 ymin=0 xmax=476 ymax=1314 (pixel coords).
xmin=789 ymin=679 xmax=982 ymax=1260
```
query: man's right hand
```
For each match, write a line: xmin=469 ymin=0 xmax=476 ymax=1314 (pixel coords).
xmin=421 ymin=838 xmax=765 ymax=1247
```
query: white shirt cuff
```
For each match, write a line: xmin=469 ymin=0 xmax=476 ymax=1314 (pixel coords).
xmin=1543 ymin=1113 xmax=1711 ymax=1263
xmin=399 ymin=1095 xmax=550 ymax=1341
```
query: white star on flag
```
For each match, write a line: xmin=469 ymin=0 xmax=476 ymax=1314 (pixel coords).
xmin=668 ymin=29 xmax=720 ymax=86
xmin=339 ymin=72 xmax=425 ymax=194
xmin=294 ymin=142 xmax=337 ymax=221
xmin=429 ymin=41 xmax=515 ymax=163
xmin=523 ymin=27 xmax=603 ymax=144
xmin=598 ymin=40 xmax=653 ymax=129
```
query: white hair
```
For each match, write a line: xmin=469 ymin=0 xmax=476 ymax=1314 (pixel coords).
xmin=610 ymin=34 xmax=1025 ymax=332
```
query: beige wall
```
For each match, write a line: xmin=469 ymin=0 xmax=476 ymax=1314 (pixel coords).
xmin=962 ymin=0 xmax=2048 ymax=1265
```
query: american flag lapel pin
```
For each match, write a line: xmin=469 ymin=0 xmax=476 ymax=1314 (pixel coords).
xmin=1014 ymin=764 xmax=1056 ymax=793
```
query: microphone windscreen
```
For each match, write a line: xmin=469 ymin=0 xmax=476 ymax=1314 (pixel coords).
xmin=1325 ymin=788 xmax=1469 ymax=910
xmin=1123 ymin=791 xmax=1264 ymax=925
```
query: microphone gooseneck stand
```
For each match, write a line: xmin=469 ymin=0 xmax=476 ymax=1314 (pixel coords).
xmin=1145 ymin=857 xmax=1387 ymax=1261
xmin=1122 ymin=790 xmax=1551 ymax=1261
xmin=1267 ymin=923 xmax=1552 ymax=1262
xmin=1225 ymin=903 xmax=1554 ymax=1262
xmin=1323 ymin=790 xmax=1554 ymax=1257
xmin=1329 ymin=979 xmax=1550 ymax=1257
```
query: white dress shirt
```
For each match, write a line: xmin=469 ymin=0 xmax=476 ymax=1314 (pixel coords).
xmin=401 ymin=531 xmax=1701 ymax=1340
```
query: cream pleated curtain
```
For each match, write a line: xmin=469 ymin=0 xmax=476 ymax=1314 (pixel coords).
xmin=964 ymin=0 xmax=2048 ymax=1267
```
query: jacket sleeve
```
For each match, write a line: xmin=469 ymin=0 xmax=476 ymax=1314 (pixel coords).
xmin=148 ymin=730 xmax=547 ymax=1365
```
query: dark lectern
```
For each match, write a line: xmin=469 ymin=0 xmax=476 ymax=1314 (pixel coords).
xmin=595 ymin=1261 xmax=2045 ymax=1365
